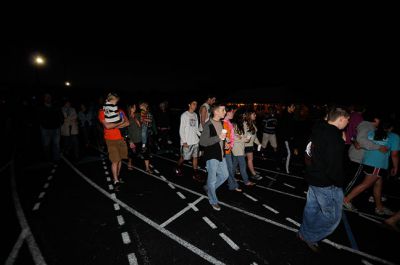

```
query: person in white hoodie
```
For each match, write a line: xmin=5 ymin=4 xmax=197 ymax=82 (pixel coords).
xmin=176 ymin=100 xmax=202 ymax=181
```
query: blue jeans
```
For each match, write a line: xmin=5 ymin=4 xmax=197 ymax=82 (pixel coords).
xmin=232 ymin=155 xmax=250 ymax=185
xmin=225 ymin=154 xmax=238 ymax=190
xmin=141 ymin=126 xmax=148 ymax=145
xmin=40 ymin=127 xmax=61 ymax=162
xmin=205 ymin=158 xmax=229 ymax=205
xmin=299 ymin=185 xmax=344 ymax=244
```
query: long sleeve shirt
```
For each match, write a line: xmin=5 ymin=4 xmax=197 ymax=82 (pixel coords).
xmin=179 ymin=111 xmax=200 ymax=145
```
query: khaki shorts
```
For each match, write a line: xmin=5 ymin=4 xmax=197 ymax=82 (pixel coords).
xmin=106 ymin=139 xmax=128 ymax=163
xmin=262 ymin=133 xmax=277 ymax=149
xmin=180 ymin=144 xmax=199 ymax=160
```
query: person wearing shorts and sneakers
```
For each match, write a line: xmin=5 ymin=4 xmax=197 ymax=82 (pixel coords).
xmin=344 ymin=120 xmax=399 ymax=215
xmin=99 ymin=94 xmax=130 ymax=187
xmin=176 ymin=100 xmax=202 ymax=181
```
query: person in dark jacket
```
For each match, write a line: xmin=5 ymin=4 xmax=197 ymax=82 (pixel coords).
xmin=298 ymin=107 xmax=349 ymax=252
xmin=278 ymin=104 xmax=297 ymax=173
xmin=199 ymin=103 xmax=228 ymax=211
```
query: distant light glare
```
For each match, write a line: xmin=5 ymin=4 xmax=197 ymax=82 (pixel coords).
xmin=34 ymin=56 xmax=45 ymax=65
xmin=65 ymin=81 xmax=71 ymax=86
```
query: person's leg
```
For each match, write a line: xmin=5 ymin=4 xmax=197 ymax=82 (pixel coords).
xmin=215 ymin=159 xmax=229 ymax=189
xmin=373 ymin=177 xmax=384 ymax=209
xmin=40 ymin=127 xmax=51 ymax=161
xmin=111 ymin=161 xmax=119 ymax=183
xmin=225 ymin=154 xmax=239 ymax=190
xmin=205 ymin=159 xmax=219 ymax=205
xmin=344 ymin=174 xmax=378 ymax=203
xmin=284 ymin=140 xmax=291 ymax=174
xmin=299 ymin=186 xmax=343 ymax=244
xmin=192 ymin=157 xmax=198 ymax=170
xmin=246 ymin=152 xmax=256 ymax=176
xmin=238 ymin=156 xmax=253 ymax=185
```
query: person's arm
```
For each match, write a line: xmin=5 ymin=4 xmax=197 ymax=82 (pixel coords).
xmin=200 ymin=106 xmax=207 ymax=127
xmin=116 ymin=114 xmax=129 ymax=128
xmin=179 ymin=114 xmax=188 ymax=146
xmin=357 ymin=129 xmax=382 ymax=151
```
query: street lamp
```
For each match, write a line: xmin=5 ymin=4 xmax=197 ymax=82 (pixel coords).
xmin=65 ymin=81 xmax=71 ymax=87
xmin=31 ymin=53 xmax=46 ymax=88
xmin=33 ymin=54 xmax=46 ymax=67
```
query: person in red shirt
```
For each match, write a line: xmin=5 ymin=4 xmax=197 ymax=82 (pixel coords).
xmin=98 ymin=93 xmax=130 ymax=185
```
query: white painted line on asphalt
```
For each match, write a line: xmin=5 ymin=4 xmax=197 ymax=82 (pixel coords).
xmin=47 ymin=175 xmax=53 ymax=180
xmin=32 ymin=203 xmax=40 ymax=211
xmin=160 ymin=197 xmax=204 ymax=228
xmin=114 ymin=203 xmax=120 ymax=211
xmin=361 ymin=259 xmax=375 ymax=265
xmin=177 ymin=192 xmax=186 ymax=199
xmin=243 ymin=192 xmax=258 ymax=202
xmin=174 ymin=153 xmax=179 ymax=157
xmin=128 ymin=253 xmax=138 ymax=265
xmin=117 ymin=215 xmax=125 ymax=226
xmin=303 ymin=191 xmax=308 ymax=195
xmin=107 ymin=177 xmax=111 ymax=182
xmin=10 ymin=160 xmax=48 ymax=265
xmin=358 ymin=214 xmax=382 ymax=224
xmin=43 ymin=183 xmax=49 ymax=189
xmin=219 ymin=233 xmax=240 ymax=251
xmin=122 ymin=232 xmax=131 ymax=244
xmin=51 ymin=169 xmax=56 ymax=174
xmin=38 ymin=192 xmax=45 ymax=199
xmin=102 ymin=161 xmax=106 ymax=165
xmin=285 ymin=217 xmax=301 ymax=227
xmin=283 ymin=183 xmax=296 ymax=189
xmin=188 ymin=203 xmax=199 ymax=212
xmin=103 ymin=166 xmax=107 ymax=170
xmin=254 ymin=166 xmax=303 ymax=179
xmin=188 ymin=161 xmax=192 ymax=164
xmin=95 ymin=153 xmax=398 ymax=265
xmin=154 ymin=169 xmax=159 ymax=174
xmin=160 ymin=175 xmax=167 ymax=181
xmin=4 ymin=229 xmax=28 ymax=265
xmin=168 ymin=183 xmax=176 ymax=189
xmin=262 ymin=204 xmax=279 ymax=214
xmin=202 ymin=217 xmax=217 ymax=229
xmin=111 ymin=193 xmax=116 ymax=199
xmin=254 ymin=183 xmax=306 ymax=200
xmin=54 ymin=164 xmax=58 ymax=168
xmin=250 ymin=262 xmax=258 ymax=265
xmin=105 ymin=171 xmax=109 ymax=175
xmin=263 ymin=175 xmax=276 ymax=181
xmin=109 ymin=184 xmax=114 ymax=190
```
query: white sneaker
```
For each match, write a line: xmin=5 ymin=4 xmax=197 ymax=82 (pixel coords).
xmin=343 ymin=201 xmax=357 ymax=211
xmin=368 ymin=196 xmax=387 ymax=203
xmin=375 ymin=207 xmax=394 ymax=216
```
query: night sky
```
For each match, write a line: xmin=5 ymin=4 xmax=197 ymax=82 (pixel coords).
xmin=1 ymin=42 xmax=397 ymax=105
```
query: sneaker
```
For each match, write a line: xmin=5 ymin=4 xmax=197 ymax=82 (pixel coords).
xmin=245 ymin=181 xmax=256 ymax=186
xmin=297 ymin=233 xmax=320 ymax=253
xmin=211 ymin=204 xmax=221 ymax=211
xmin=119 ymin=178 xmax=125 ymax=184
xmin=343 ymin=201 xmax=357 ymax=211
xmin=175 ymin=168 xmax=183 ymax=177
xmin=375 ymin=207 xmax=394 ymax=216
xmin=369 ymin=196 xmax=387 ymax=202
xmin=250 ymin=174 xmax=263 ymax=181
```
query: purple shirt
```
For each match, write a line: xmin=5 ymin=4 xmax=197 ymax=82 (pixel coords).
xmin=345 ymin=111 xmax=363 ymax=145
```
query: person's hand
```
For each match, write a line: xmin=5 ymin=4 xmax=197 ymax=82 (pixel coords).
xmin=129 ymin=142 xmax=136 ymax=149
xmin=183 ymin=143 xmax=189 ymax=148
xmin=293 ymin=148 xmax=299 ymax=156
xmin=354 ymin=141 xmax=361 ymax=150
xmin=379 ymin=146 xmax=389 ymax=153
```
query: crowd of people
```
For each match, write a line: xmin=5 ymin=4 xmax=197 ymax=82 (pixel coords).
xmin=7 ymin=91 xmax=400 ymax=253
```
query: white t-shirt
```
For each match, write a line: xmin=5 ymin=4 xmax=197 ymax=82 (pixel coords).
xmin=180 ymin=111 xmax=200 ymax=145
